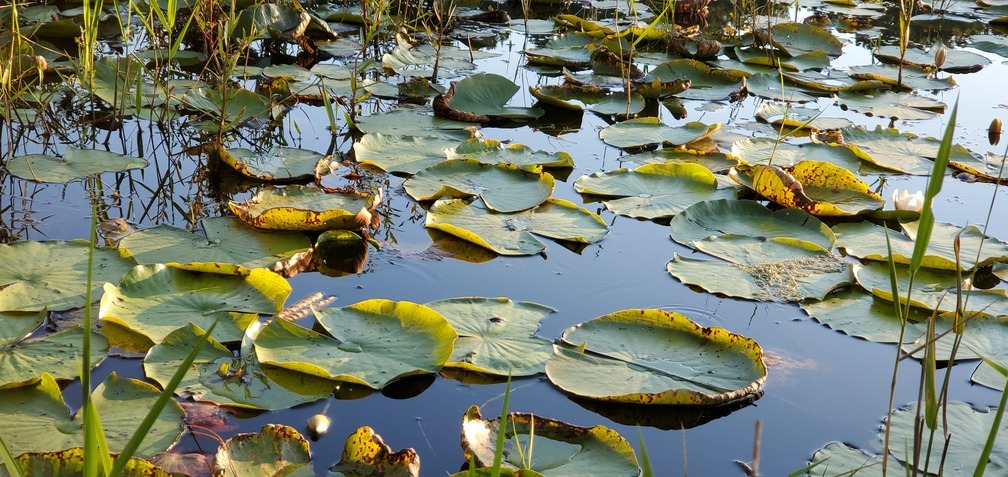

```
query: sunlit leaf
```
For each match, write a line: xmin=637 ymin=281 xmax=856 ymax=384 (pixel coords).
xmin=731 ymin=137 xmax=864 ymax=171
xmin=404 ymin=160 xmax=554 ymax=212
xmin=573 ymin=163 xmax=735 ymax=220
xmin=213 ymin=424 xmax=313 ymax=477
xmin=352 ymin=133 xmax=464 ymax=175
xmin=229 ymin=186 xmax=379 ymax=231
xmin=599 ymin=118 xmax=720 ymax=149
xmin=7 ymin=148 xmax=148 ymax=183
xmin=836 ymin=90 xmax=945 ymax=120
xmin=854 ymin=261 xmax=1008 ymax=319
xmin=835 ymin=221 xmax=1008 ymax=271
xmin=217 ymin=146 xmax=322 ymax=182
xmin=667 ymin=252 xmax=851 ymax=302
xmin=731 ymin=161 xmax=885 ymax=216
xmin=447 ymin=139 xmax=575 ymax=172
xmin=328 ymin=427 xmax=419 ymax=477
xmin=0 ymin=311 xmax=105 ymax=389
xmin=447 ymin=73 xmax=543 ymax=119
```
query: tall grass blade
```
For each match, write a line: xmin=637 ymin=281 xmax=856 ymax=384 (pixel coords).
xmin=0 ymin=434 xmax=23 ymax=477
xmin=637 ymin=429 xmax=654 ymax=477
xmin=109 ymin=318 xmax=220 ymax=476
xmin=82 ymin=188 xmax=100 ymax=477
xmin=972 ymin=352 xmax=1008 ymax=477
xmin=84 ymin=399 xmax=113 ymax=476
xmin=910 ymin=98 xmax=958 ymax=275
xmin=492 ymin=374 xmax=513 ymax=477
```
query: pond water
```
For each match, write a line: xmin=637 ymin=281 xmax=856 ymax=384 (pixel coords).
xmin=5 ymin=0 xmax=1008 ymax=475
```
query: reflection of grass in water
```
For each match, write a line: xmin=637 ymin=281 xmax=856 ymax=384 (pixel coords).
xmin=735 ymin=254 xmax=846 ymax=302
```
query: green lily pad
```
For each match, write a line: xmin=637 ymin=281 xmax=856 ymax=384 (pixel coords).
xmin=0 ymin=240 xmax=135 ymax=312
xmin=599 ymin=118 xmax=720 ymax=149
xmin=731 ymin=137 xmax=864 ymax=171
xmin=404 ymin=160 xmax=555 ymax=213
xmin=425 ymin=198 xmax=608 ymax=256
xmin=546 ymin=309 xmax=766 ymax=405
xmin=447 ymin=73 xmax=543 ymax=119
xmin=732 ymin=47 xmax=832 ymax=71
xmin=262 ymin=64 xmax=312 ymax=81
xmin=0 ymin=311 xmax=105 ymax=389
xmin=461 ymin=405 xmax=639 ymax=476
xmin=667 ymin=252 xmax=851 ymax=302
xmin=837 ymin=126 xmax=942 ymax=175
xmin=382 ymin=36 xmax=494 ymax=78
xmin=875 ymin=43 xmax=991 ymax=72
xmin=848 ymin=64 xmax=958 ymax=91
xmin=883 ymin=402 xmax=1008 ymax=476
xmin=7 ymin=148 xmax=148 ymax=183
xmin=641 ymin=60 xmax=746 ymax=101
xmin=353 ymin=109 xmax=474 ymax=138
xmin=0 ymin=373 xmax=183 ymax=458
xmin=836 ymin=90 xmax=946 ymax=120
xmin=626 ymin=149 xmax=740 ymax=173
xmin=835 ymin=221 xmax=1008 ymax=271
xmin=255 ymin=299 xmax=456 ymax=389
xmin=759 ymin=22 xmax=843 ymax=56
xmin=99 ymin=264 xmax=290 ymax=348
xmin=233 ymin=3 xmax=308 ymax=40
xmin=573 ymin=163 xmax=735 ymax=220
xmin=669 ymin=199 xmax=836 ymax=260
xmin=0 ymin=448 xmax=173 ymax=477
xmin=446 ymin=139 xmax=575 ymax=172
xmin=213 ymin=424 xmax=313 ymax=477
xmin=745 ymin=72 xmax=821 ymax=103
xmin=352 ymin=133 xmax=463 ymax=175
xmin=754 ymin=103 xmax=853 ymax=131
xmin=328 ymin=426 xmax=420 ymax=477
xmin=144 ymin=322 xmax=328 ymax=410
xmin=180 ymin=87 xmax=272 ymax=133
xmin=731 ymin=161 xmax=885 ymax=216
xmin=530 ymin=84 xmax=645 ymax=115
xmin=854 ymin=261 xmax=1008 ymax=319
xmin=119 ymin=217 xmax=311 ymax=270
xmin=229 ymin=186 xmax=379 ymax=231
xmin=948 ymin=151 xmax=1008 ymax=181
xmin=523 ymin=34 xmax=595 ymax=68
xmin=969 ymin=34 xmax=1008 ymax=57
xmin=803 ymin=442 xmax=906 ymax=476
xmin=425 ymin=297 xmax=554 ymax=376
xmin=217 ymin=146 xmax=322 ymax=182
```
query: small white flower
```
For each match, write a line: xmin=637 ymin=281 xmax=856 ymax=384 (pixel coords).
xmin=892 ymin=189 xmax=925 ymax=212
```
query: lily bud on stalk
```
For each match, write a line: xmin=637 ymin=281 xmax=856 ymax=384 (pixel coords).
xmin=990 ymin=117 xmax=1003 ymax=146
xmin=934 ymin=46 xmax=947 ymax=69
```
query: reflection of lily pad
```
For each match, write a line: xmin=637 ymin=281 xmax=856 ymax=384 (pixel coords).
xmin=426 ymin=297 xmax=554 ymax=376
xmin=99 ymin=264 xmax=290 ymax=348
xmin=546 ymin=309 xmax=767 ymax=405
xmin=0 ymin=240 xmax=135 ymax=312
xmin=329 ymin=426 xmax=420 ymax=477
xmin=404 ymin=160 xmax=554 ymax=213
xmin=0 ymin=373 xmax=184 ymax=458
xmin=119 ymin=217 xmax=311 ymax=270
xmin=229 ymin=186 xmax=378 ymax=231
xmin=425 ymin=198 xmax=608 ymax=256
xmin=217 ymin=146 xmax=322 ymax=181
xmin=255 ymin=299 xmax=456 ymax=389
xmin=144 ymin=323 xmax=328 ymax=410
xmin=599 ymin=118 xmax=720 ymax=149
xmin=461 ymin=405 xmax=639 ymax=476
xmin=574 ymin=163 xmax=735 ymax=220
xmin=7 ymin=147 xmax=148 ymax=183
xmin=214 ymin=424 xmax=314 ymax=477
xmin=0 ymin=311 xmax=105 ymax=389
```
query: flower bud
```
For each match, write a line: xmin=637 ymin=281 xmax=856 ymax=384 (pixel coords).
xmin=306 ymin=414 xmax=330 ymax=441
xmin=990 ymin=117 xmax=1003 ymax=146
xmin=934 ymin=46 xmax=947 ymax=69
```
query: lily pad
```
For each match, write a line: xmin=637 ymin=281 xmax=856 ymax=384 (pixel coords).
xmin=730 ymin=137 xmax=864 ymax=171
xmin=573 ymin=163 xmax=735 ymax=220
xmin=0 ymin=373 xmax=183 ymax=458
xmin=836 ymin=90 xmax=946 ymax=120
xmin=1 ymin=448 xmax=173 ymax=477
xmin=7 ymin=148 xmax=148 ymax=183
xmin=835 ymin=221 xmax=1008 ymax=271
xmin=745 ymin=72 xmax=821 ymax=103
xmin=754 ymin=103 xmax=853 ymax=131
xmin=180 ymin=87 xmax=272 ymax=133
xmin=0 ymin=311 xmax=105 ymax=389
xmin=328 ymin=427 xmax=420 ymax=477
xmin=404 ymin=160 xmax=555 ymax=213
xmin=853 ymin=261 xmax=1008 ymax=319
xmin=353 ymin=110 xmax=472 ymax=138
xmin=730 ymin=161 xmax=885 ymax=216
xmin=213 ymin=424 xmax=313 ymax=477
xmin=837 ymin=126 xmax=945 ymax=175
xmin=546 ymin=309 xmax=766 ymax=405
xmin=425 ymin=297 xmax=554 ymax=377
xmin=626 ymin=149 xmax=740 ymax=173
xmin=667 ymin=252 xmax=852 ymax=302
xmin=254 ymin=299 xmax=456 ymax=389
xmin=759 ymin=22 xmax=844 ymax=56
xmin=99 ymin=264 xmax=290 ymax=348
xmin=119 ymin=217 xmax=311 ymax=270
xmin=217 ymin=146 xmax=322 ymax=182
xmin=447 ymin=73 xmax=543 ymax=119
xmin=0 ymin=240 xmax=135 ymax=312
xmin=641 ymin=60 xmax=746 ymax=101
xmin=446 ymin=139 xmax=575 ymax=172
xmin=599 ymin=118 xmax=721 ymax=149
xmin=144 ymin=323 xmax=328 ymax=410
xmin=461 ymin=405 xmax=639 ymax=476
xmin=875 ymin=44 xmax=991 ymax=72
xmin=804 ymin=442 xmax=905 ymax=476
xmin=229 ymin=186 xmax=379 ymax=231
xmin=848 ymin=64 xmax=958 ymax=91
xmin=949 ymin=151 xmax=1008 ymax=181
xmin=352 ymin=133 xmax=464 ymax=175
xmin=530 ymin=84 xmax=645 ymax=115
xmin=425 ymin=198 xmax=608 ymax=256
xmin=884 ymin=402 xmax=1008 ymax=476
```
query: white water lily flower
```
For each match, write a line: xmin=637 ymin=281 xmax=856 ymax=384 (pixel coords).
xmin=892 ymin=189 xmax=925 ymax=212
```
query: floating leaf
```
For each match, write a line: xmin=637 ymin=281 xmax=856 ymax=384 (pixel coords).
xmin=731 ymin=137 xmax=864 ymax=171
xmin=573 ymin=163 xmax=735 ymax=220
xmin=667 ymin=252 xmax=851 ymax=302
xmin=99 ymin=264 xmax=290 ymax=348
xmin=425 ymin=198 xmax=608 ymax=256
xmin=7 ymin=148 xmax=148 ymax=183
xmin=835 ymin=221 xmax=1008 ymax=271
xmin=328 ymin=427 xmax=420 ymax=477
xmin=754 ymin=103 xmax=853 ymax=131
xmin=425 ymin=297 xmax=554 ymax=376
xmin=854 ymin=261 xmax=1008 ymax=319
xmin=0 ymin=311 xmax=104 ymax=389
xmin=641 ymin=60 xmax=746 ymax=101
xmin=759 ymin=22 xmax=843 ymax=56
xmin=626 ymin=149 xmax=739 ymax=173
xmin=731 ymin=161 xmax=885 ymax=216
xmin=352 ymin=133 xmax=463 ymax=175
xmin=229 ymin=186 xmax=379 ymax=231
xmin=837 ymin=126 xmax=944 ymax=175
xmin=530 ymin=84 xmax=645 ymax=115
xmin=745 ymin=72 xmax=820 ymax=103
xmin=217 ymin=146 xmax=322 ymax=182
xmin=180 ymin=87 xmax=272 ymax=133
xmin=144 ymin=323 xmax=328 ymax=410
xmin=948 ymin=151 xmax=1008 ymax=181
xmin=875 ymin=43 xmax=990 ymax=72
xmin=803 ymin=442 xmax=906 ymax=476
xmin=446 ymin=73 xmax=543 ymax=119
xmin=836 ymin=90 xmax=946 ymax=120
xmin=255 ymin=299 xmax=456 ymax=389
xmin=546 ymin=309 xmax=766 ymax=405
xmin=523 ymin=34 xmax=595 ymax=68
xmin=2 ymin=448 xmax=173 ymax=476
xmin=382 ymin=36 xmax=494 ymax=77
xmin=446 ymin=139 xmax=575 ymax=172
xmin=883 ymin=402 xmax=1008 ymax=476
xmin=461 ymin=405 xmax=639 ymax=476
xmin=848 ymin=64 xmax=957 ymax=91
xmin=213 ymin=424 xmax=313 ymax=477
xmin=0 ymin=240 xmax=135 ymax=312
xmin=0 ymin=373 xmax=183 ymax=458
xmin=599 ymin=118 xmax=720 ymax=149
xmin=119 ymin=217 xmax=311 ymax=270
xmin=353 ymin=110 xmax=472 ymax=138
xmin=404 ymin=160 xmax=555 ymax=212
